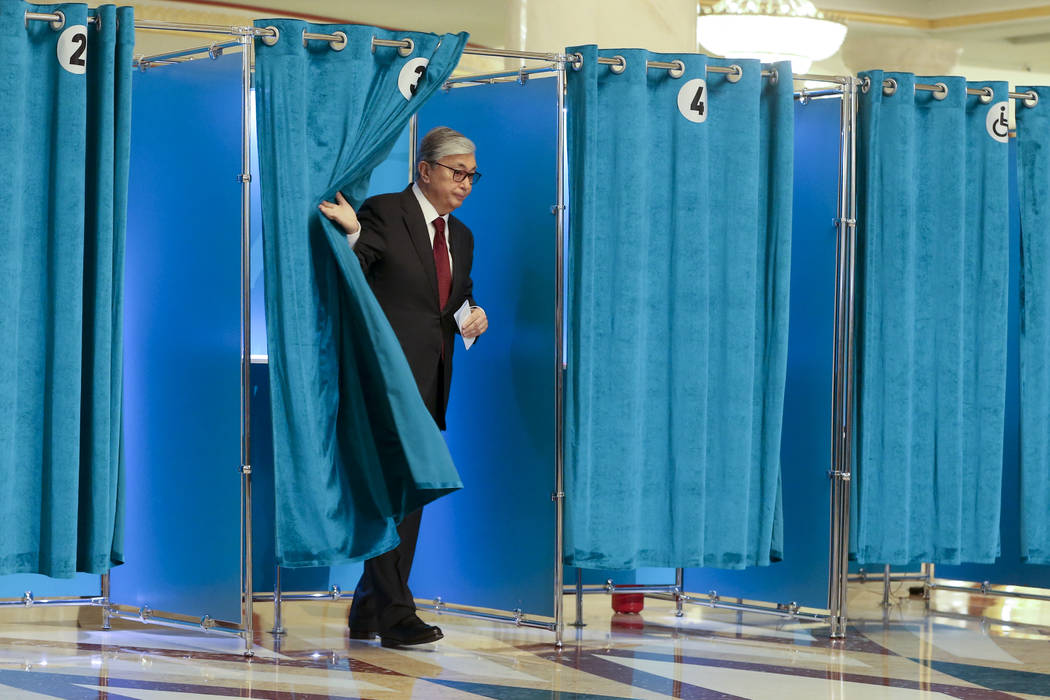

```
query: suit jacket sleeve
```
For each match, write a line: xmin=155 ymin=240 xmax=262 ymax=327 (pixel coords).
xmin=352 ymin=195 xmax=388 ymax=277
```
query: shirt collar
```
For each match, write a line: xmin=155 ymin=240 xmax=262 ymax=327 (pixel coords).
xmin=412 ymin=182 xmax=445 ymax=226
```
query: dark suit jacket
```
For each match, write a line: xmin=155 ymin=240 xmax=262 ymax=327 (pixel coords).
xmin=352 ymin=185 xmax=476 ymax=430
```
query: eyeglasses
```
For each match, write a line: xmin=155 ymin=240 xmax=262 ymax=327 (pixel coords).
xmin=431 ymin=161 xmax=482 ymax=185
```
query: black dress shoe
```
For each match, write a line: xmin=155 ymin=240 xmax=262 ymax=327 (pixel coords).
xmin=379 ymin=617 xmax=443 ymax=648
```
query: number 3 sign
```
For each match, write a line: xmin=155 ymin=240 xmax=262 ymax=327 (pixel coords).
xmin=57 ymin=25 xmax=88 ymax=75
xmin=398 ymin=57 xmax=429 ymax=100
xmin=677 ymin=78 xmax=708 ymax=124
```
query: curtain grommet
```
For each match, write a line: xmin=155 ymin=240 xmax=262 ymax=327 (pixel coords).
xmin=727 ymin=64 xmax=743 ymax=83
xmin=92 ymin=12 xmax=101 ymax=32
xmin=932 ymin=82 xmax=948 ymax=100
xmin=398 ymin=37 xmax=414 ymax=57
xmin=860 ymin=76 xmax=871 ymax=93
xmin=1024 ymin=90 xmax=1039 ymax=108
xmin=569 ymin=52 xmax=583 ymax=71
xmin=668 ymin=59 xmax=685 ymax=79
xmin=609 ymin=55 xmax=626 ymax=74
xmin=301 ymin=29 xmax=308 ymax=48
xmin=49 ymin=10 xmax=65 ymax=31
xmin=979 ymin=86 xmax=994 ymax=104
xmin=260 ymin=26 xmax=279 ymax=47
xmin=330 ymin=30 xmax=347 ymax=51
xmin=882 ymin=77 xmax=897 ymax=97
xmin=768 ymin=67 xmax=779 ymax=85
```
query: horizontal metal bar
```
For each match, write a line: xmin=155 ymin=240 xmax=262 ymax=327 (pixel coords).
xmin=136 ymin=40 xmax=241 ymax=67
xmin=25 ymin=11 xmax=100 ymax=27
xmin=564 ymin=584 xmax=681 ymax=595
xmin=445 ymin=65 xmax=556 ymax=85
xmin=107 ymin=608 xmax=243 ymax=635
xmin=924 ymin=607 xmax=1050 ymax=632
xmin=446 ymin=73 xmax=559 ymax=89
xmin=929 ymin=582 xmax=1050 ymax=603
xmin=463 ymin=46 xmax=564 ymax=62
xmin=793 ymin=73 xmax=849 ymax=85
xmin=369 ymin=37 xmax=564 ymax=62
xmin=134 ymin=19 xmax=257 ymax=36
xmin=0 ymin=596 xmax=104 ymax=608
xmin=646 ymin=592 xmax=828 ymax=622
xmin=848 ymin=574 xmax=928 ymax=583
xmin=417 ymin=600 xmax=556 ymax=631
xmin=795 ymin=89 xmax=845 ymax=100
xmin=254 ymin=588 xmax=555 ymax=632
xmin=253 ymin=591 xmax=345 ymax=602
xmin=871 ymin=77 xmax=1038 ymax=104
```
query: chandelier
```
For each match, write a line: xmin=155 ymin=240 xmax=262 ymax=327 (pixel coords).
xmin=697 ymin=0 xmax=848 ymax=74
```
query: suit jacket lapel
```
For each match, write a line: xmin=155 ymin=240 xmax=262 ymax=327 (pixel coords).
xmin=399 ymin=186 xmax=438 ymax=305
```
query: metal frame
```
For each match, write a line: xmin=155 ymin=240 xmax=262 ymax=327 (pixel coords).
xmin=14 ymin=11 xmax=258 ymax=657
xmin=827 ymin=74 xmax=859 ymax=640
xmin=258 ymin=61 xmax=858 ymax=644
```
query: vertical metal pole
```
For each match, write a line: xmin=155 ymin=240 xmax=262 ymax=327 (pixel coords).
xmin=881 ymin=564 xmax=891 ymax=608
xmin=239 ymin=32 xmax=255 ymax=657
xmin=408 ymin=114 xmax=418 ymax=184
xmin=100 ymin=573 xmax=111 ymax=630
xmin=674 ymin=567 xmax=685 ymax=617
xmin=270 ymin=564 xmax=285 ymax=635
xmin=572 ymin=568 xmax=584 ymax=627
xmin=553 ymin=60 xmax=568 ymax=649
xmin=827 ymin=77 xmax=857 ymax=640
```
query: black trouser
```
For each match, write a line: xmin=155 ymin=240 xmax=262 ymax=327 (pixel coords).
xmin=349 ymin=358 xmax=445 ymax=632
xmin=348 ymin=507 xmax=423 ymax=631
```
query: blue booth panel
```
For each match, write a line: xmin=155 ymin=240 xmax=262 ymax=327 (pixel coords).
xmin=405 ymin=78 xmax=560 ymax=618
xmin=116 ymin=55 xmax=243 ymax=623
xmin=680 ymin=97 xmax=840 ymax=610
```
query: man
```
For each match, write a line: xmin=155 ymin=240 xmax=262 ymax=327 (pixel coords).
xmin=318 ymin=126 xmax=488 ymax=648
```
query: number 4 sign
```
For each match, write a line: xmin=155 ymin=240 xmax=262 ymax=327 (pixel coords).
xmin=677 ymin=78 xmax=708 ymax=124
xmin=57 ymin=25 xmax=88 ymax=75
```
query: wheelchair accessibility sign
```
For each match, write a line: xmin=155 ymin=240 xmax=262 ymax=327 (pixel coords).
xmin=986 ymin=102 xmax=1010 ymax=143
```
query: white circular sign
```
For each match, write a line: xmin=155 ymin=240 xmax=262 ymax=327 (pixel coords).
xmin=398 ymin=57 xmax=430 ymax=100
xmin=986 ymin=101 xmax=1010 ymax=143
xmin=677 ymin=78 xmax=708 ymax=123
xmin=57 ymin=25 xmax=88 ymax=75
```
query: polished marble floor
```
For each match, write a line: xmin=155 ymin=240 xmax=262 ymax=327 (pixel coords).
xmin=1 ymin=582 xmax=1050 ymax=699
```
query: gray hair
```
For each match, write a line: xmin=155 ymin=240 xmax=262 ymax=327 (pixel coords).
xmin=416 ymin=126 xmax=475 ymax=178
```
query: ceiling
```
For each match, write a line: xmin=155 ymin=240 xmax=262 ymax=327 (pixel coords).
xmin=27 ymin=0 xmax=1050 ymax=85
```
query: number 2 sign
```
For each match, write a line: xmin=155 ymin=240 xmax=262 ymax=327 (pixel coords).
xmin=57 ymin=25 xmax=88 ymax=75
xmin=677 ymin=78 xmax=708 ymax=124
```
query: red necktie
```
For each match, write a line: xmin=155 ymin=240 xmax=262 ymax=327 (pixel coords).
xmin=433 ymin=217 xmax=452 ymax=310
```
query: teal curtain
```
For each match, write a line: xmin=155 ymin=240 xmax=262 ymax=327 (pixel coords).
xmin=0 ymin=3 xmax=131 ymax=577
xmin=1018 ymin=86 xmax=1050 ymax=565
xmin=853 ymin=72 xmax=1009 ymax=565
xmin=253 ymin=21 xmax=467 ymax=568
xmin=564 ymin=46 xmax=793 ymax=570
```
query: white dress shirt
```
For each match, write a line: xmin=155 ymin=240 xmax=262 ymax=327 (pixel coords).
xmin=411 ymin=182 xmax=453 ymax=277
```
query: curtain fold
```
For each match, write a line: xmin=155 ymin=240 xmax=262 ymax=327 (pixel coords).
xmin=1017 ymin=86 xmax=1050 ymax=565
xmin=253 ymin=20 xmax=467 ymax=568
xmin=0 ymin=2 xmax=131 ymax=577
xmin=564 ymin=46 xmax=792 ymax=570
xmin=852 ymin=72 xmax=1009 ymax=565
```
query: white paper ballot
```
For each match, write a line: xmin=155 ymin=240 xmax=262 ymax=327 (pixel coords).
xmin=454 ymin=299 xmax=476 ymax=350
